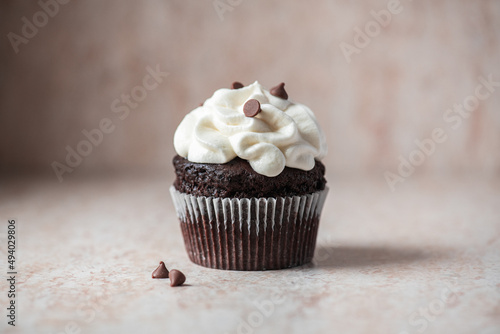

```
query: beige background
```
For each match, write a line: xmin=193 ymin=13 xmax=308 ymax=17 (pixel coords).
xmin=1 ymin=2 xmax=500 ymax=334
xmin=1 ymin=0 xmax=499 ymax=180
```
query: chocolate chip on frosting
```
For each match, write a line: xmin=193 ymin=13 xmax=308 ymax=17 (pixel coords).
xmin=243 ymin=99 xmax=261 ymax=117
xmin=231 ymin=81 xmax=244 ymax=89
xmin=152 ymin=261 xmax=169 ymax=279
xmin=169 ymin=269 xmax=186 ymax=287
xmin=270 ymin=82 xmax=288 ymax=100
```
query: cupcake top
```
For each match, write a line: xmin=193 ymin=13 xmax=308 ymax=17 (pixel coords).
xmin=174 ymin=81 xmax=327 ymax=177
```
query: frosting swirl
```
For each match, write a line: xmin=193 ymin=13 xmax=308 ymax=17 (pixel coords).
xmin=174 ymin=81 xmax=327 ymax=177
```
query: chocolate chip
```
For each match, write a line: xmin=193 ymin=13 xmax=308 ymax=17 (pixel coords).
xmin=243 ymin=99 xmax=261 ymax=117
xmin=169 ymin=269 xmax=186 ymax=287
xmin=270 ymin=82 xmax=288 ymax=100
xmin=231 ymin=81 xmax=244 ymax=89
xmin=152 ymin=261 xmax=169 ymax=279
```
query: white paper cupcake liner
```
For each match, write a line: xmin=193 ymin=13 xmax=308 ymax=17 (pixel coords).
xmin=170 ymin=186 xmax=328 ymax=270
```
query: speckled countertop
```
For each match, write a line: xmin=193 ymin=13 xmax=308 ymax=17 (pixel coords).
xmin=1 ymin=174 xmax=499 ymax=334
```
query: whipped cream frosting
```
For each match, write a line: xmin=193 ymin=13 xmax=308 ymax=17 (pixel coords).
xmin=174 ymin=81 xmax=327 ymax=177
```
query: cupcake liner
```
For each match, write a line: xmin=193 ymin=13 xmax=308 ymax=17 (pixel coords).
xmin=170 ymin=186 xmax=328 ymax=270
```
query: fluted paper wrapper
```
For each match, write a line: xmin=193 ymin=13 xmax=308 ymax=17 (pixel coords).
xmin=170 ymin=186 xmax=328 ymax=271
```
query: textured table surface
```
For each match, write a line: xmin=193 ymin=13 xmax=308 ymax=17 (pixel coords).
xmin=1 ymin=174 xmax=499 ymax=334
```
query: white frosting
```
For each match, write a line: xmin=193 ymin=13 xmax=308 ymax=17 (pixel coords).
xmin=174 ymin=81 xmax=327 ymax=177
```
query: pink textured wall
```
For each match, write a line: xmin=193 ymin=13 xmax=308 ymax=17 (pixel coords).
xmin=1 ymin=0 xmax=499 ymax=180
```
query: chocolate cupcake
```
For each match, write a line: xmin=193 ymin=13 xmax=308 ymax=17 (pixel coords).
xmin=170 ymin=81 xmax=328 ymax=270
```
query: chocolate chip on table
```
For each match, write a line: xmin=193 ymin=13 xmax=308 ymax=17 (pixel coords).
xmin=270 ymin=82 xmax=288 ymax=100
xmin=243 ymin=99 xmax=261 ymax=117
xmin=169 ymin=269 xmax=186 ymax=287
xmin=152 ymin=261 xmax=169 ymax=279
xmin=231 ymin=81 xmax=244 ymax=89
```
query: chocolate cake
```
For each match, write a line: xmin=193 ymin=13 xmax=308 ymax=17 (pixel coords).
xmin=173 ymin=155 xmax=326 ymax=198
xmin=170 ymin=81 xmax=329 ymax=270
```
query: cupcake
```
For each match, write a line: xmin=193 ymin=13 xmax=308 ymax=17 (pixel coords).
xmin=170 ymin=81 xmax=328 ymax=270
